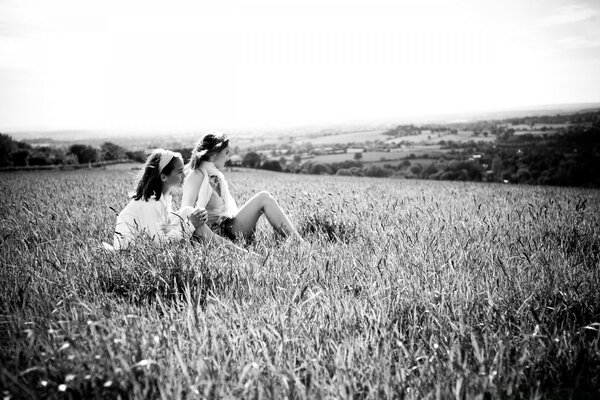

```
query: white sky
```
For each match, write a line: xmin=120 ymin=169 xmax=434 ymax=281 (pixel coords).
xmin=1 ymin=0 xmax=599 ymax=133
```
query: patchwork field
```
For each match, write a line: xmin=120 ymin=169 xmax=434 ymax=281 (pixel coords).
xmin=385 ymin=130 xmax=495 ymax=145
xmin=301 ymin=130 xmax=389 ymax=146
xmin=309 ymin=147 xmax=447 ymax=166
xmin=1 ymin=169 xmax=599 ymax=398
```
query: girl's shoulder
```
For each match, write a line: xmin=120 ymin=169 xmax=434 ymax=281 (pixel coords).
xmin=143 ymin=196 xmax=162 ymax=204
xmin=186 ymin=168 xmax=207 ymax=182
xmin=119 ymin=197 xmax=158 ymax=216
xmin=130 ymin=196 xmax=161 ymax=207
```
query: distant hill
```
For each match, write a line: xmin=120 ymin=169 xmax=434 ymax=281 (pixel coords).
xmin=4 ymin=102 xmax=599 ymax=149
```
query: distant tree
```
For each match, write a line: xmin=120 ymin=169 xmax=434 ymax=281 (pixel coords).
xmin=261 ymin=160 xmax=282 ymax=172
xmin=63 ymin=154 xmax=78 ymax=165
xmin=279 ymin=156 xmax=287 ymax=167
xmin=363 ymin=165 xmax=389 ymax=177
xmin=422 ymin=163 xmax=438 ymax=178
xmin=330 ymin=160 xmax=362 ymax=173
xmin=101 ymin=142 xmax=127 ymax=161
xmin=69 ymin=144 xmax=99 ymax=164
xmin=336 ymin=168 xmax=353 ymax=176
xmin=293 ymin=154 xmax=302 ymax=163
xmin=125 ymin=150 xmax=146 ymax=163
xmin=12 ymin=149 xmax=30 ymax=166
xmin=349 ymin=167 xmax=364 ymax=176
xmin=242 ymin=152 xmax=261 ymax=168
xmin=491 ymin=156 xmax=504 ymax=178
xmin=24 ymin=146 xmax=64 ymax=166
xmin=500 ymin=128 xmax=516 ymax=140
xmin=516 ymin=168 xmax=531 ymax=183
xmin=28 ymin=150 xmax=52 ymax=166
xmin=353 ymin=152 xmax=362 ymax=160
xmin=439 ymin=171 xmax=457 ymax=180
xmin=0 ymin=133 xmax=18 ymax=166
xmin=410 ymin=164 xmax=423 ymax=175
xmin=284 ymin=161 xmax=301 ymax=173
xmin=309 ymin=163 xmax=333 ymax=175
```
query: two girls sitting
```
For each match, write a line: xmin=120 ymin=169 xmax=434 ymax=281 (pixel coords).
xmin=113 ymin=134 xmax=302 ymax=250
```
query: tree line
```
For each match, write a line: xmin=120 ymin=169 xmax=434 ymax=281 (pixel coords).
xmin=2 ymin=115 xmax=599 ymax=187
xmin=390 ymin=123 xmax=600 ymax=187
xmin=0 ymin=135 xmax=147 ymax=167
xmin=242 ymin=122 xmax=600 ymax=188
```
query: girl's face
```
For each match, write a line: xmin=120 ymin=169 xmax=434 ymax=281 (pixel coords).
xmin=161 ymin=158 xmax=185 ymax=193
xmin=211 ymin=146 xmax=230 ymax=169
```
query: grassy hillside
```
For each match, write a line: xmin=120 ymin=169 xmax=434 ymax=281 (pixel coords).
xmin=1 ymin=169 xmax=599 ymax=399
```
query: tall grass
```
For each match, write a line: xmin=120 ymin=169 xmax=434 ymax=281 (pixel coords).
xmin=1 ymin=169 xmax=599 ymax=399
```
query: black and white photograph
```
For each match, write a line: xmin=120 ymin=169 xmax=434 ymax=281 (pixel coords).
xmin=1 ymin=0 xmax=599 ymax=398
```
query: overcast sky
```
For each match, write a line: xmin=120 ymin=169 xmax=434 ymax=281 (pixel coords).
xmin=1 ymin=0 xmax=599 ymax=133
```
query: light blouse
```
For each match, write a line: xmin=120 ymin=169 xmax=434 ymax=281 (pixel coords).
xmin=113 ymin=193 xmax=195 ymax=250
xmin=182 ymin=168 xmax=236 ymax=230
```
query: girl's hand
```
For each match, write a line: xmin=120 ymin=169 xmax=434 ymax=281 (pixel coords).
xmin=189 ymin=208 xmax=208 ymax=228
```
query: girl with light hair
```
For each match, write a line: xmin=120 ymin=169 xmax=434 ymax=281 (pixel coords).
xmin=112 ymin=149 xmax=208 ymax=250
xmin=182 ymin=133 xmax=303 ymax=243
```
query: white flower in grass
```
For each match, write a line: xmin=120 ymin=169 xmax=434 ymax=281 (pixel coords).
xmin=134 ymin=360 xmax=156 ymax=368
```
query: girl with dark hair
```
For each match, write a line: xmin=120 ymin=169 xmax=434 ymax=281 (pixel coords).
xmin=112 ymin=149 xmax=208 ymax=250
xmin=182 ymin=133 xmax=303 ymax=243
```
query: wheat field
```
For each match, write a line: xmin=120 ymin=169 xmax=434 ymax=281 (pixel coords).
xmin=1 ymin=168 xmax=599 ymax=399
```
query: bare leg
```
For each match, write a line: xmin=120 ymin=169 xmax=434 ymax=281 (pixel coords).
xmin=193 ymin=225 xmax=256 ymax=256
xmin=231 ymin=191 xmax=303 ymax=241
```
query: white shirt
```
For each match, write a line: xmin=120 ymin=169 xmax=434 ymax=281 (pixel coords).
xmin=113 ymin=194 xmax=195 ymax=250
xmin=182 ymin=164 xmax=237 ymax=223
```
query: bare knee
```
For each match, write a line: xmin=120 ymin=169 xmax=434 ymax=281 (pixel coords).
xmin=257 ymin=191 xmax=275 ymax=203
xmin=256 ymin=191 xmax=276 ymax=212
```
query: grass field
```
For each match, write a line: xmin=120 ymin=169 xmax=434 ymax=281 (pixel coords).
xmin=309 ymin=147 xmax=446 ymax=166
xmin=302 ymin=130 xmax=388 ymax=146
xmin=386 ymin=130 xmax=495 ymax=145
xmin=1 ymin=169 xmax=599 ymax=399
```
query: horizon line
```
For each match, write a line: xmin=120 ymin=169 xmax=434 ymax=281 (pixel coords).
xmin=3 ymin=101 xmax=600 ymax=138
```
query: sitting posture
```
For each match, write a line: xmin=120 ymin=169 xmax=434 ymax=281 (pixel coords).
xmin=113 ymin=149 xmax=207 ymax=250
xmin=182 ymin=133 xmax=303 ymax=243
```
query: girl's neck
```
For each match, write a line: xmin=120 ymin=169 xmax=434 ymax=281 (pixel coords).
xmin=202 ymin=161 xmax=221 ymax=172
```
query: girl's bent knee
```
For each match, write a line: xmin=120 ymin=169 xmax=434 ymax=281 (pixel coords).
xmin=257 ymin=191 xmax=275 ymax=203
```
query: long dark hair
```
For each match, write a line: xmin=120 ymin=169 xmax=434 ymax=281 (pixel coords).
xmin=187 ymin=134 xmax=229 ymax=171
xmin=133 ymin=150 xmax=182 ymax=201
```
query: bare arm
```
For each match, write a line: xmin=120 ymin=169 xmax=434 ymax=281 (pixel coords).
xmin=182 ymin=170 xmax=203 ymax=208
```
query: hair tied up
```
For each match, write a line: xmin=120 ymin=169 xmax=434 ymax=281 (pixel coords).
xmin=186 ymin=134 xmax=230 ymax=171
